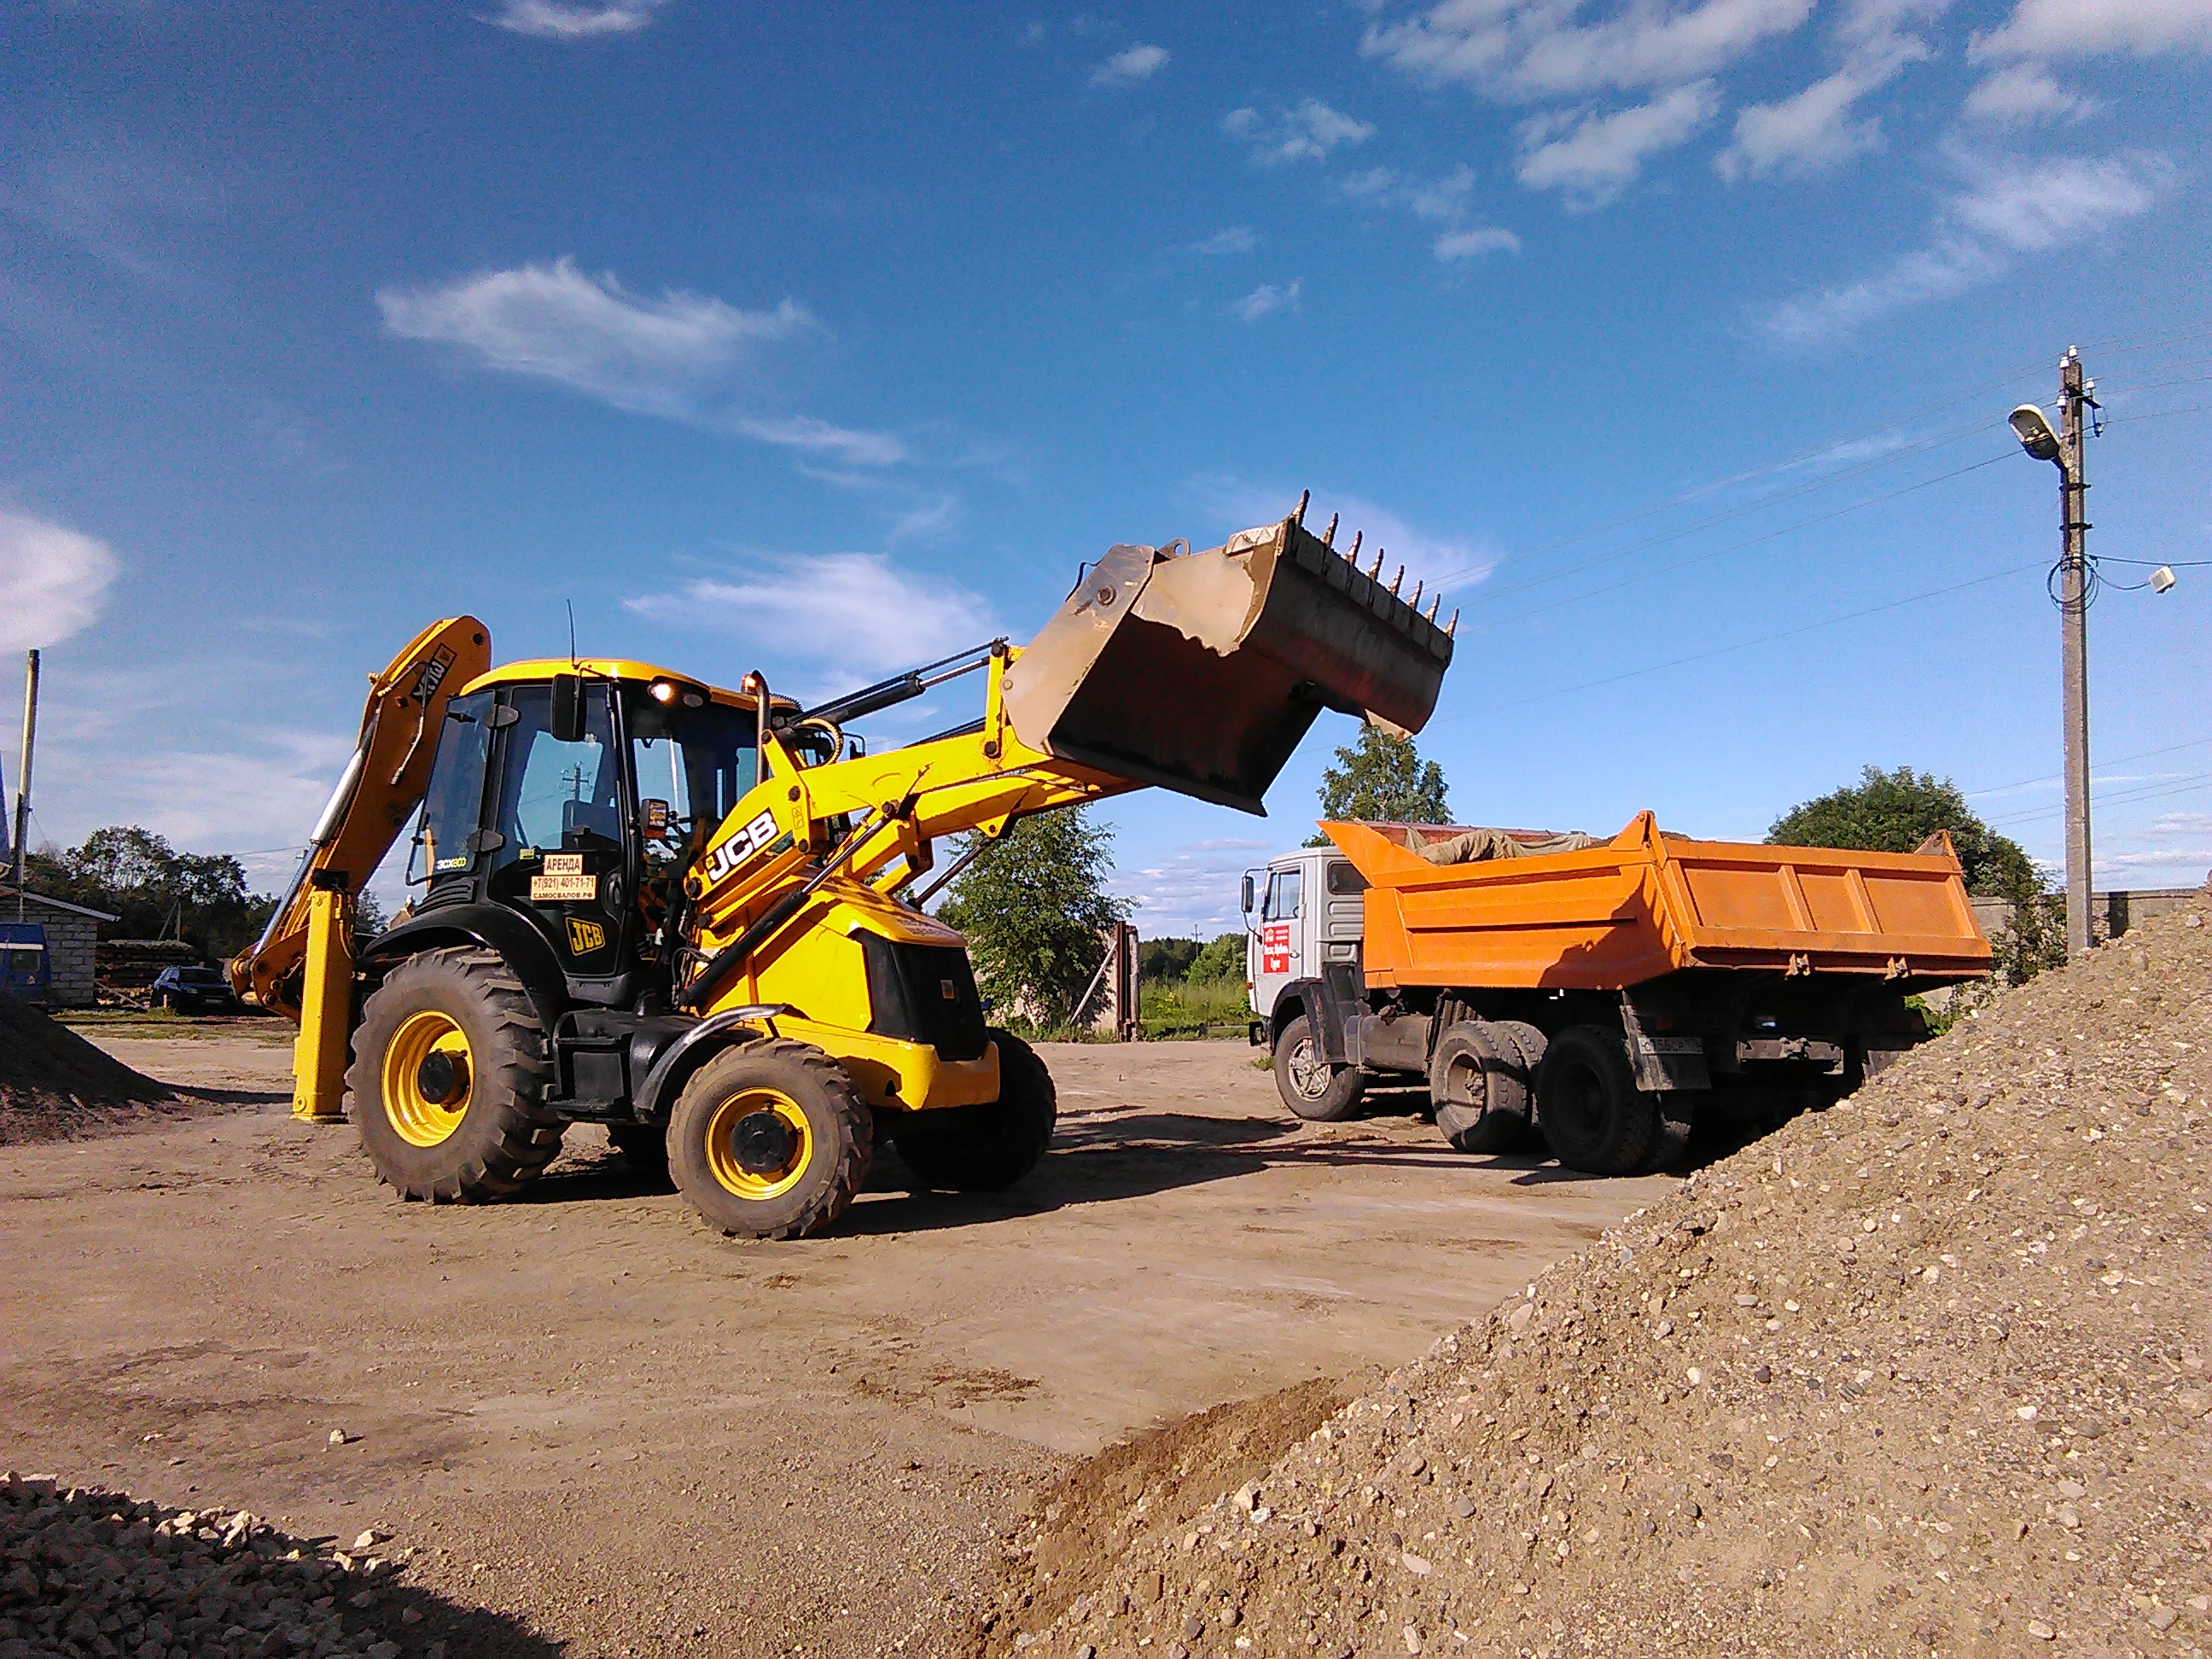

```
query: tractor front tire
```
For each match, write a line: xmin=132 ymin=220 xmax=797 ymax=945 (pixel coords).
xmin=348 ymin=946 xmax=565 ymax=1202
xmin=668 ymin=1039 xmax=872 ymax=1240
xmin=894 ymin=1027 xmax=1057 ymax=1192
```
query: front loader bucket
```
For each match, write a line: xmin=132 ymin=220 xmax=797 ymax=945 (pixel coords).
xmin=1001 ymin=514 xmax=1454 ymax=814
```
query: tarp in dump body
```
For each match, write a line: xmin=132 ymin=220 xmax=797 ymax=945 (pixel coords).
xmin=1001 ymin=514 xmax=1454 ymax=816
xmin=1324 ymin=812 xmax=1993 ymax=992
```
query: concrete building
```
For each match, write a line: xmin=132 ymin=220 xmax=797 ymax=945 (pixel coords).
xmin=1970 ymin=885 xmax=2204 ymax=946
xmin=0 ymin=887 xmax=116 ymax=1009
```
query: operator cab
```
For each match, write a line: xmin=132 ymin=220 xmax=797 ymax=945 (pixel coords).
xmin=1241 ymin=846 xmax=1366 ymax=1041
xmin=403 ymin=659 xmax=804 ymax=1009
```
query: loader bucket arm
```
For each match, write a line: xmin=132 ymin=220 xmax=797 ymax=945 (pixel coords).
xmin=999 ymin=515 xmax=1454 ymax=814
xmin=229 ymin=616 xmax=492 ymax=1018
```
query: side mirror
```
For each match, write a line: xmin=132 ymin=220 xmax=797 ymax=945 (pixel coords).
xmin=550 ymin=673 xmax=585 ymax=743
xmin=1240 ymin=873 xmax=1255 ymax=915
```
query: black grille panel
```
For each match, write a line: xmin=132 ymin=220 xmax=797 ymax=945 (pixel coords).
xmin=858 ymin=933 xmax=988 ymax=1062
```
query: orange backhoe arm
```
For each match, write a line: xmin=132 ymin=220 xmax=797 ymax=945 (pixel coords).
xmin=230 ymin=616 xmax=492 ymax=1017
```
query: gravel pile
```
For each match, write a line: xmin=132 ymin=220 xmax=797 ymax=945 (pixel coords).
xmin=0 ymin=1474 xmax=429 ymax=1659
xmin=0 ymin=997 xmax=177 ymax=1144
xmin=996 ymin=900 xmax=2212 ymax=1657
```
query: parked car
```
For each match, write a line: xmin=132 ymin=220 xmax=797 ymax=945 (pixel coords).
xmin=150 ymin=964 xmax=242 ymax=1015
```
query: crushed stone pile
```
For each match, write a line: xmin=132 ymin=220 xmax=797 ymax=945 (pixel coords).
xmin=997 ymin=901 xmax=2212 ymax=1658
xmin=0 ymin=996 xmax=178 ymax=1144
xmin=0 ymin=1473 xmax=428 ymax=1659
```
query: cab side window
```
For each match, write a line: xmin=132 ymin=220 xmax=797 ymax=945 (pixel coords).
xmin=1263 ymin=867 xmax=1304 ymax=922
xmin=420 ymin=690 xmax=493 ymax=882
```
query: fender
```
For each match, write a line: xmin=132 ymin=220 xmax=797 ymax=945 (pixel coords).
xmin=630 ymin=1004 xmax=795 ymax=1126
xmin=1270 ymin=975 xmax=1355 ymax=1066
xmin=359 ymin=903 xmax=569 ymax=1032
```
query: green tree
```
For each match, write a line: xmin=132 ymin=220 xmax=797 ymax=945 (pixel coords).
xmin=936 ymin=808 xmax=1132 ymax=1029
xmin=1767 ymin=765 xmax=2064 ymax=982
xmin=25 ymin=826 xmax=281 ymax=963
xmin=1307 ymin=725 xmax=1451 ymax=845
xmin=1186 ymin=931 xmax=1247 ymax=982
xmin=1139 ymin=936 xmax=1202 ymax=982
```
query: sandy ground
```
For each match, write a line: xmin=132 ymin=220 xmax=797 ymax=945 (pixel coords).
xmin=0 ymin=1034 xmax=1670 ymax=1658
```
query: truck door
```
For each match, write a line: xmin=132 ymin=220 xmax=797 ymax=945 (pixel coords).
xmin=1254 ymin=862 xmax=1304 ymax=1022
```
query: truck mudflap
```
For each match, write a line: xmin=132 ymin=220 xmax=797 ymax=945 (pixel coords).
xmin=1002 ymin=512 xmax=1455 ymax=816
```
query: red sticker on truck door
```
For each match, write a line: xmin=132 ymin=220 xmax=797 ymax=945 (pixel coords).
xmin=1261 ymin=923 xmax=1290 ymax=975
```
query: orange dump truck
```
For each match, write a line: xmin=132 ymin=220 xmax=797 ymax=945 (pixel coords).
xmin=1242 ymin=812 xmax=1991 ymax=1175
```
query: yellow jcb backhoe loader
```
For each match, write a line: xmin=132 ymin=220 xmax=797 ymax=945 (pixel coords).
xmin=230 ymin=507 xmax=1454 ymax=1238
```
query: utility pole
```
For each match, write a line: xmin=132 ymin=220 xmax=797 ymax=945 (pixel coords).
xmin=2057 ymin=350 xmax=2095 ymax=958
xmin=11 ymin=650 xmax=39 ymax=918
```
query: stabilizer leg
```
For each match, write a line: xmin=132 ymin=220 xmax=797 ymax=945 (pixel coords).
xmin=292 ymin=883 xmax=354 ymax=1123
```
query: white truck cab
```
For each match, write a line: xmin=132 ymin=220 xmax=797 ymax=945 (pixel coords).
xmin=1242 ymin=847 xmax=1367 ymax=1114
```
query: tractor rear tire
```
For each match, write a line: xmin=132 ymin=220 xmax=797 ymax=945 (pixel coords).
xmin=667 ymin=1039 xmax=872 ymax=1239
xmin=348 ymin=946 xmax=566 ymax=1202
xmin=1534 ymin=1024 xmax=1658 ymax=1177
xmin=1273 ymin=1014 xmax=1365 ymax=1122
xmin=894 ymin=1027 xmax=1057 ymax=1192
xmin=1429 ymin=1022 xmax=1533 ymax=1154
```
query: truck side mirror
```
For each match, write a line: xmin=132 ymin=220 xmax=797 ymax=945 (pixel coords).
xmin=1240 ymin=873 xmax=1255 ymax=915
xmin=550 ymin=673 xmax=585 ymax=743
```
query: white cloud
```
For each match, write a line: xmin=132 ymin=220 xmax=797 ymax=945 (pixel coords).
xmin=1223 ymin=100 xmax=1376 ymax=166
xmin=733 ymin=415 xmax=909 ymax=468
xmin=1435 ymin=225 xmax=1525 ymax=259
xmin=1187 ymin=226 xmax=1259 ymax=256
xmin=1716 ymin=0 xmax=1943 ymax=181
xmin=488 ymin=0 xmax=670 ymax=39
xmin=378 ymin=257 xmax=905 ymax=463
xmin=1965 ymin=62 xmax=2094 ymax=122
xmin=624 ymin=552 xmax=997 ymax=693
xmin=1231 ymin=281 xmax=1303 ymax=322
xmin=0 ymin=508 xmax=119 ymax=653
xmin=1972 ymin=0 xmax=2212 ymax=60
xmin=1091 ymin=43 xmax=1169 ymax=86
xmin=1341 ymin=162 xmax=1478 ymax=221
xmin=1758 ymin=148 xmax=2173 ymax=345
xmin=1365 ymin=0 xmax=1814 ymax=101
xmin=1115 ymin=838 xmax=1272 ymax=939
xmin=1516 ymin=80 xmax=1720 ymax=204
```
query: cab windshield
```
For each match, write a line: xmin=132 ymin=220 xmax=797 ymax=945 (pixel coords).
xmin=624 ymin=690 xmax=761 ymax=865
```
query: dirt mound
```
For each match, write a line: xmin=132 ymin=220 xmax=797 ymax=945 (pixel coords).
xmin=992 ymin=1376 xmax=1366 ymax=1644
xmin=0 ymin=993 xmax=179 ymax=1143
xmin=1003 ymin=903 xmax=2212 ymax=1657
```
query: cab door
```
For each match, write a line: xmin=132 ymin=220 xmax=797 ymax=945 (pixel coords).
xmin=482 ymin=682 xmax=635 ymax=987
xmin=1254 ymin=862 xmax=1304 ymax=1020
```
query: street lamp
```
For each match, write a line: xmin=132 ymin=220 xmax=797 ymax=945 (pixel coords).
xmin=2008 ymin=403 xmax=2064 ymax=467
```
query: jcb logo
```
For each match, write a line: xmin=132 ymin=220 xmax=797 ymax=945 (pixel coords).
xmin=567 ymin=917 xmax=607 ymax=955
xmin=700 ymin=811 xmax=783 ymax=887
xmin=409 ymin=645 xmax=456 ymax=704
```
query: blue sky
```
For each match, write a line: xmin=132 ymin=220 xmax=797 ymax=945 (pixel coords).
xmin=3 ymin=0 xmax=2208 ymax=939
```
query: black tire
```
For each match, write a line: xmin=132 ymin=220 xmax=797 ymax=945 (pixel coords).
xmin=667 ymin=1039 xmax=872 ymax=1239
xmin=1273 ymin=1014 xmax=1365 ymax=1122
xmin=1429 ymin=1022 xmax=1533 ymax=1153
xmin=894 ymin=1027 xmax=1057 ymax=1191
xmin=348 ymin=946 xmax=565 ymax=1202
xmin=608 ymin=1120 xmax=671 ymax=1179
xmin=1486 ymin=1020 xmax=1551 ymax=1153
xmin=1534 ymin=1024 xmax=1658 ymax=1176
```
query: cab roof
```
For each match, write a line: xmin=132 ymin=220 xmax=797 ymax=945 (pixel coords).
xmin=459 ymin=658 xmax=798 ymax=711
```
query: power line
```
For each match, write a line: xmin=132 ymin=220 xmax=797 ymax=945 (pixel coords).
xmin=1966 ymin=736 xmax=2212 ymax=797
xmin=1986 ymin=771 xmax=2212 ymax=828
xmin=1458 ymin=562 xmax=2040 ymax=717
xmin=1470 ymin=451 xmax=2016 ymax=631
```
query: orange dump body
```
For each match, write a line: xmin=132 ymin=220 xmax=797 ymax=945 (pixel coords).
xmin=1324 ymin=812 xmax=1992 ymax=992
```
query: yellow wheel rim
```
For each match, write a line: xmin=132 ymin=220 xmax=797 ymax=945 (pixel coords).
xmin=382 ymin=1010 xmax=474 ymax=1148
xmin=702 ymin=1089 xmax=812 ymax=1200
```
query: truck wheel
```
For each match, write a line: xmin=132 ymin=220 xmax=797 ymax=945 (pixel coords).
xmin=894 ymin=1027 xmax=1057 ymax=1191
xmin=348 ymin=946 xmax=566 ymax=1202
xmin=1534 ymin=1024 xmax=1658 ymax=1176
xmin=668 ymin=1039 xmax=873 ymax=1239
xmin=1429 ymin=1022 xmax=1531 ymax=1154
xmin=1273 ymin=1014 xmax=1365 ymax=1122
xmin=1486 ymin=1021 xmax=1550 ymax=1152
